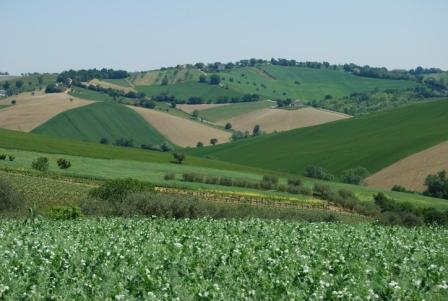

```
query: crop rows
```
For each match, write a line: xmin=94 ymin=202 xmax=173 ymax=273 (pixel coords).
xmin=0 ymin=218 xmax=446 ymax=300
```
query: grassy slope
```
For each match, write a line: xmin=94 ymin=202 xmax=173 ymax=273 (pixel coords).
xmin=101 ymin=78 xmax=132 ymax=88
xmin=189 ymin=99 xmax=448 ymax=176
xmin=221 ymin=66 xmax=418 ymax=100
xmin=136 ymin=82 xmax=245 ymax=101
xmin=32 ymin=102 xmax=168 ymax=146
xmin=198 ymin=100 xmax=274 ymax=122
xmin=1 ymin=146 xmax=447 ymax=210
xmin=69 ymin=87 xmax=118 ymax=102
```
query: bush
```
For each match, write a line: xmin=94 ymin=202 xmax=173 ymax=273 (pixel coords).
xmin=262 ymin=175 xmax=279 ymax=185
xmin=0 ymin=178 xmax=23 ymax=213
xmin=89 ymin=178 xmax=148 ymax=202
xmin=423 ymin=170 xmax=448 ymax=200
xmin=340 ymin=167 xmax=370 ymax=185
xmin=219 ymin=177 xmax=233 ymax=186
xmin=205 ymin=177 xmax=219 ymax=185
xmin=45 ymin=83 xmax=66 ymax=93
xmin=392 ymin=185 xmax=415 ymax=194
xmin=287 ymin=185 xmax=301 ymax=194
xmin=182 ymin=173 xmax=204 ymax=183
xmin=0 ymin=154 xmax=6 ymax=160
xmin=164 ymin=172 xmax=175 ymax=180
xmin=287 ymin=178 xmax=302 ymax=186
xmin=173 ymin=152 xmax=186 ymax=164
xmin=313 ymin=183 xmax=333 ymax=198
xmin=304 ymin=166 xmax=335 ymax=181
xmin=8 ymin=155 xmax=15 ymax=161
xmin=47 ymin=205 xmax=83 ymax=220
xmin=99 ymin=138 xmax=109 ymax=144
xmin=57 ymin=158 xmax=71 ymax=169
xmin=32 ymin=157 xmax=49 ymax=172
xmin=299 ymin=186 xmax=313 ymax=196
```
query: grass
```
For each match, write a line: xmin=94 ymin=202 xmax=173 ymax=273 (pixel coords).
xmin=0 ymin=104 xmax=10 ymax=110
xmin=32 ymin=102 xmax=168 ymax=147
xmin=1 ymin=146 xmax=447 ymax=210
xmin=136 ymin=81 xmax=245 ymax=102
xmin=198 ymin=100 xmax=274 ymax=122
xmin=189 ymin=99 xmax=448 ymax=177
xmin=0 ymin=219 xmax=446 ymax=300
xmin=69 ymin=87 xmax=119 ymax=102
xmin=101 ymin=78 xmax=133 ymax=88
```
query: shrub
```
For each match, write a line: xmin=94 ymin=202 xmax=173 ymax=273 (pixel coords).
xmin=164 ymin=172 xmax=175 ymax=180
xmin=173 ymin=152 xmax=186 ymax=164
xmin=182 ymin=173 xmax=204 ymax=183
xmin=276 ymin=184 xmax=288 ymax=192
xmin=57 ymin=158 xmax=71 ymax=169
xmin=392 ymin=185 xmax=415 ymax=194
xmin=32 ymin=157 xmax=49 ymax=172
xmin=287 ymin=178 xmax=302 ymax=186
xmin=259 ymin=180 xmax=273 ymax=190
xmin=0 ymin=154 xmax=6 ymax=160
xmin=196 ymin=141 xmax=204 ymax=148
xmin=47 ymin=205 xmax=83 ymax=220
xmin=423 ymin=170 xmax=448 ymax=200
xmin=219 ymin=177 xmax=233 ymax=186
xmin=313 ymin=183 xmax=333 ymax=198
xmin=0 ymin=178 xmax=23 ymax=213
xmin=99 ymin=137 xmax=109 ymax=144
xmin=115 ymin=138 xmax=133 ymax=147
xmin=205 ymin=177 xmax=219 ymax=185
xmin=304 ymin=166 xmax=335 ymax=181
xmin=89 ymin=178 xmax=147 ymax=202
xmin=287 ymin=185 xmax=301 ymax=194
xmin=262 ymin=175 xmax=279 ymax=185
xmin=340 ymin=167 xmax=370 ymax=185
xmin=8 ymin=155 xmax=15 ymax=161
xmin=299 ymin=186 xmax=313 ymax=196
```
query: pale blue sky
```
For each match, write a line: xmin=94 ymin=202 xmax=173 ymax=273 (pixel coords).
xmin=1 ymin=0 xmax=447 ymax=74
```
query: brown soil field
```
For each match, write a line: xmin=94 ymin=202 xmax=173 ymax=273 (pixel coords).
xmin=177 ymin=103 xmax=230 ymax=114
xmin=0 ymin=91 xmax=92 ymax=132
xmin=129 ymin=106 xmax=231 ymax=147
xmin=365 ymin=141 xmax=448 ymax=192
xmin=222 ymin=107 xmax=350 ymax=133
xmin=89 ymin=79 xmax=135 ymax=92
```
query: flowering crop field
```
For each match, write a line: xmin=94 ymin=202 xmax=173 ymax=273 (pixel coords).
xmin=0 ymin=219 xmax=447 ymax=300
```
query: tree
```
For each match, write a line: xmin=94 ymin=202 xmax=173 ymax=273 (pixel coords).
xmin=224 ymin=122 xmax=232 ymax=130
xmin=192 ymin=109 xmax=199 ymax=119
xmin=173 ymin=152 xmax=186 ymax=164
xmin=2 ymin=81 xmax=10 ymax=90
xmin=15 ymin=80 xmax=24 ymax=89
xmin=170 ymin=101 xmax=176 ymax=108
xmin=252 ymin=124 xmax=261 ymax=136
xmin=31 ymin=157 xmax=49 ymax=172
xmin=11 ymin=100 xmax=16 ymax=105
xmin=209 ymin=74 xmax=221 ymax=85
xmin=196 ymin=141 xmax=204 ymax=148
xmin=99 ymin=138 xmax=109 ymax=144
xmin=161 ymin=76 xmax=169 ymax=86
xmin=199 ymin=75 xmax=207 ymax=83
xmin=423 ymin=170 xmax=448 ymax=200
xmin=340 ymin=167 xmax=370 ymax=185
xmin=210 ymin=138 xmax=218 ymax=145
xmin=37 ymin=76 xmax=44 ymax=85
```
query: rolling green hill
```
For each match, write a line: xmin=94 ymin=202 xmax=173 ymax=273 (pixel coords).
xmin=189 ymin=99 xmax=448 ymax=176
xmin=32 ymin=102 xmax=168 ymax=147
xmin=198 ymin=100 xmax=274 ymax=121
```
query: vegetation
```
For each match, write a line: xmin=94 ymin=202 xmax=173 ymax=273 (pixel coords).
xmin=0 ymin=178 xmax=23 ymax=213
xmin=32 ymin=102 xmax=168 ymax=147
xmin=189 ymin=100 xmax=448 ymax=176
xmin=424 ymin=170 xmax=448 ymax=200
xmin=0 ymin=219 xmax=446 ymax=299
xmin=56 ymin=158 xmax=71 ymax=169
xmin=31 ymin=157 xmax=49 ymax=172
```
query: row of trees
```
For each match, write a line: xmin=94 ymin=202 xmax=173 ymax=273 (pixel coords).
xmin=1 ymin=75 xmax=45 ymax=96
xmin=57 ymin=68 xmax=128 ymax=85
xmin=152 ymin=93 xmax=260 ymax=105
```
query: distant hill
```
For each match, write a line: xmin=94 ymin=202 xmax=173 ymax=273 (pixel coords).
xmin=188 ymin=99 xmax=448 ymax=176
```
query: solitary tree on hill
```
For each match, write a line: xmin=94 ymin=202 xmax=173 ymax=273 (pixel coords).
xmin=210 ymin=138 xmax=218 ymax=145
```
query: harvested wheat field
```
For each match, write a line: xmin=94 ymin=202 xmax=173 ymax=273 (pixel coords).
xmin=89 ymin=79 xmax=135 ymax=92
xmin=177 ymin=103 xmax=230 ymax=114
xmin=222 ymin=107 xmax=350 ymax=133
xmin=0 ymin=92 xmax=92 ymax=132
xmin=365 ymin=141 xmax=448 ymax=192
xmin=129 ymin=106 xmax=231 ymax=147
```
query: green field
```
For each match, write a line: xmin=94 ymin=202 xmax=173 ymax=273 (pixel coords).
xmin=198 ymin=100 xmax=274 ymax=122
xmin=189 ymin=99 xmax=448 ymax=176
xmin=0 ymin=104 xmax=10 ymax=110
xmin=69 ymin=87 xmax=120 ymax=102
xmin=101 ymin=78 xmax=133 ymax=88
xmin=136 ymin=81 xmax=245 ymax=102
xmin=0 ymin=219 xmax=446 ymax=300
xmin=1 ymin=144 xmax=447 ymax=210
xmin=32 ymin=102 xmax=168 ymax=147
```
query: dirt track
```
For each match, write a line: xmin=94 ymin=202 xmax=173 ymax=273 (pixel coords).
xmin=0 ymin=92 xmax=92 ymax=132
xmin=222 ymin=107 xmax=350 ymax=133
xmin=129 ymin=106 xmax=231 ymax=147
xmin=365 ymin=141 xmax=448 ymax=192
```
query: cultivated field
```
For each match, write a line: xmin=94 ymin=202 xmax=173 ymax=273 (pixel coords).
xmin=199 ymin=100 xmax=274 ymax=122
xmin=89 ymin=78 xmax=135 ymax=92
xmin=0 ymin=91 xmax=92 ymax=131
xmin=1 ymin=219 xmax=446 ymax=300
xmin=365 ymin=141 xmax=448 ymax=192
xmin=177 ymin=103 xmax=229 ymax=114
xmin=130 ymin=106 xmax=231 ymax=147
xmin=223 ymin=107 xmax=350 ymax=133
xmin=33 ymin=102 xmax=167 ymax=147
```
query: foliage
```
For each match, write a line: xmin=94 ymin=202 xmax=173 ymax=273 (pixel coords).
xmin=163 ymin=172 xmax=175 ymax=180
xmin=31 ymin=157 xmax=49 ymax=172
xmin=173 ymin=152 xmax=186 ymax=164
xmin=0 ymin=219 xmax=447 ymax=299
xmin=47 ymin=205 xmax=83 ymax=220
xmin=340 ymin=166 xmax=370 ymax=185
xmin=56 ymin=158 xmax=71 ymax=169
xmin=424 ymin=170 xmax=448 ymax=200
xmin=88 ymin=178 xmax=147 ymax=202
xmin=57 ymin=68 xmax=129 ymax=84
xmin=0 ymin=178 xmax=23 ymax=213
xmin=45 ymin=83 xmax=66 ymax=93
xmin=304 ymin=166 xmax=335 ymax=181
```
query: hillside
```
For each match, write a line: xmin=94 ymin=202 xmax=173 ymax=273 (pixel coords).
xmin=0 ymin=91 xmax=92 ymax=131
xmin=188 ymin=99 xmax=448 ymax=177
xmin=128 ymin=64 xmax=418 ymax=103
xmin=32 ymin=102 xmax=168 ymax=147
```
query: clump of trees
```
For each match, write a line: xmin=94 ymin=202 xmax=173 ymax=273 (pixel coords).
xmin=57 ymin=68 xmax=129 ymax=85
xmin=45 ymin=83 xmax=66 ymax=93
xmin=57 ymin=158 xmax=71 ymax=169
xmin=424 ymin=170 xmax=448 ymax=200
xmin=304 ymin=166 xmax=335 ymax=181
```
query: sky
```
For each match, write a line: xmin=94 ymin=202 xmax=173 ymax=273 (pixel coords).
xmin=1 ymin=0 xmax=447 ymax=74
